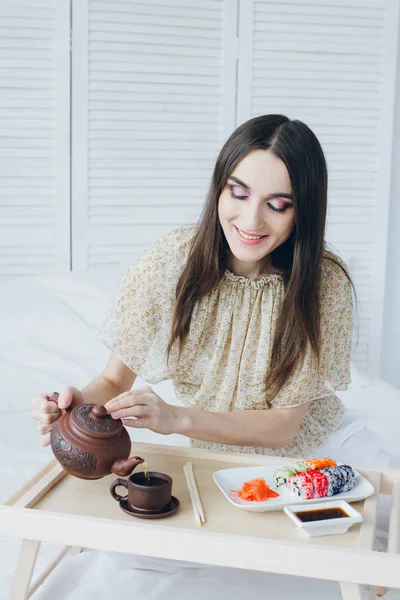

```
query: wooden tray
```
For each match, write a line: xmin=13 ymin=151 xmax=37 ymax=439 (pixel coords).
xmin=1 ymin=441 xmax=400 ymax=600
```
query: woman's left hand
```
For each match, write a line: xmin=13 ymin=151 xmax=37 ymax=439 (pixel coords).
xmin=104 ymin=386 xmax=179 ymax=435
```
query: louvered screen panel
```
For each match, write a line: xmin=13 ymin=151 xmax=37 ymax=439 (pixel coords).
xmin=72 ymin=0 xmax=237 ymax=271
xmin=237 ymin=0 xmax=398 ymax=375
xmin=0 ymin=0 xmax=70 ymax=275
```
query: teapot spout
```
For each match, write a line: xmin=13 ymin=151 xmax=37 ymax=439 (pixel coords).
xmin=111 ymin=456 xmax=145 ymax=477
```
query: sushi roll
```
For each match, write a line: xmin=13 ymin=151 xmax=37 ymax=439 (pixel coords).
xmin=302 ymin=457 xmax=337 ymax=470
xmin=273 ymin=465 xmax=298 ymax=488
xmin=291 ymin=461 xmax=309 ymax=473
xmin=287 ymin=472 xmax=314 ymax=500
xmin=306 ymin=469 xmax=328 ymax=498
xmin=321 ymin=466 xmax=344 ymax=496
xmin=336 ymin=465 xmax=356 ymax=493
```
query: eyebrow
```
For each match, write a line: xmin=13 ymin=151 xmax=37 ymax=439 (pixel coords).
xmin=228 ymin=175 xmax=294 ymax=201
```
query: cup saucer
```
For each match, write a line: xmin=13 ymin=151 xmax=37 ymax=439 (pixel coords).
xmin=119 ymin=496 xmax=180 ymax=519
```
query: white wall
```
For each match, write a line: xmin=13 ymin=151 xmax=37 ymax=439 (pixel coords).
xmin=382 ymin=10 xmax=400 ymax=391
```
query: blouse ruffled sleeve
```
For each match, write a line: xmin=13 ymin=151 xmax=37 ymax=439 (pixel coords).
xmin=97 ymin=225 xmax=196 ymax=383
xmin=270 ymin=255 xmax=353 ymax=409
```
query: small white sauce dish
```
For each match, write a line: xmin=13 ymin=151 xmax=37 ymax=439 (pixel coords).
xmin=284 ymin=500 xmax=363 ymax=537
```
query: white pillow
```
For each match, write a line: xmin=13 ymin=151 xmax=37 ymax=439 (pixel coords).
xmin=0 ymin=275 xmax=111 ymax=414
xmin=348 ymin=363 xmax=374 ymax=390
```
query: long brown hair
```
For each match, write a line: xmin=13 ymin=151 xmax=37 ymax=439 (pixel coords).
xmin=166 ymin=114 xmax=358 ymax=402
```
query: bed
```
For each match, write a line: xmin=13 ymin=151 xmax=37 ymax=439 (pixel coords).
xmin=1 ymin=271 xmax=399 ymax=600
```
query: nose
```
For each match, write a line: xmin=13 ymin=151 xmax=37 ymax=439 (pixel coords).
xmin=241 ymin=199 xmax=266 ymax=232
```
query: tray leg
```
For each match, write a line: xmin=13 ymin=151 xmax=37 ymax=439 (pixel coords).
xmin=69 ymin=546 xmax=83 ymax=555
xmin=9 ymin=539 xmax=41 ymax=600
xmin=340 ymin=583 xmax=364 ymax=599
xmin=340 ymin=582 xmax=388 ymax=599
xmin=27 ymin=545 xmax=75 ymax=599
xmin=376 ymin=586 xmax=387 ymax=597
xmin=373 ymin=538 xmax=387 ymax=597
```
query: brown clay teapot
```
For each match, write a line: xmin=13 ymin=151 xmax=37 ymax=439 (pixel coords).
xmin=49 ymin=392 xmax=144 ymax=480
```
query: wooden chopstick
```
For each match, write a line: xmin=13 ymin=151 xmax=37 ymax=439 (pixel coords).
xmin=186 ymin=462 xmax=205 ymax=523
xmin=183 ymin=464 xmax=202 ymax=526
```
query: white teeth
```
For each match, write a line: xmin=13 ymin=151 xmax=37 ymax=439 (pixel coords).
xmin=237 ymin=228 xmax=265 ymax=240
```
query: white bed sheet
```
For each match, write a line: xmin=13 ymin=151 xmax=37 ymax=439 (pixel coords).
xmin=1 ymin=273 xmax=399 ymax=599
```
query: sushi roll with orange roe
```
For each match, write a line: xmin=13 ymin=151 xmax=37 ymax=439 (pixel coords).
xmin=302 ymin=457 xmax=336 ymax=470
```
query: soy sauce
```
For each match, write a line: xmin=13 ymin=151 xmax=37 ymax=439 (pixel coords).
xmin=295 ymin=507 xmax=350 ymax=522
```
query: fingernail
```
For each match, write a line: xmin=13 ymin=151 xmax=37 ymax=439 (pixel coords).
xmin=59 ymin=396 xmax=68 ymax=409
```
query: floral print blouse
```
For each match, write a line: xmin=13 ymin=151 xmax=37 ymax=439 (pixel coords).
xmin=98 ymin=224 xmax=353 ymax=458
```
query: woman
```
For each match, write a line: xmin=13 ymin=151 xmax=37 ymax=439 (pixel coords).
xmin=31 ymin=114 xmax=392 ymax=543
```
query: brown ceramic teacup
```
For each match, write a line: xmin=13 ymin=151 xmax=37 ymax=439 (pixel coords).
xmin=110 ymin=471 xmax=172 ymax=513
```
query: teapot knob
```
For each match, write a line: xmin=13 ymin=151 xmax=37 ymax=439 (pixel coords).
xmin=91 ymin=405 xmax=107 ymax=419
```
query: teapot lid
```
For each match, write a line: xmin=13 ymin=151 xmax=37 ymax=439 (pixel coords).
xmin=72 ymin=404 xmax=122 ymax=439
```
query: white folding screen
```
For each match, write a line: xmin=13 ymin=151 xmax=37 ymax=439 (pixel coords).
xmin=71 ymin=0 xmax=238 ymax=271
xmin=236 ymin=0 xmax=399 ymax=375
xmin=0 ymin=0 xmax=70 ymax=275
xmin=2 ymin=0 xmax=398 ymax=377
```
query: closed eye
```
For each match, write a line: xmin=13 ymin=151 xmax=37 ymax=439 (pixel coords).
xmin=228 ymin=185 xmax=289 ymax=213
xmin=268 ymin=203 xmax=287 ymax=213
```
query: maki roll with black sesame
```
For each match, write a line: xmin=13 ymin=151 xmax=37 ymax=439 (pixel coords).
xmin=336 ymin=464 xmax=356 ymax=493
xmin=320 ymin=466 xmax=344 ymax=496
xmin=320 ymin=465 xmax=356 ymax=495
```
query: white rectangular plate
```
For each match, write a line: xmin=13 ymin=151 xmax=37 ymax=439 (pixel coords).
xmin=213 ymin=464 xmax=374 ymax=512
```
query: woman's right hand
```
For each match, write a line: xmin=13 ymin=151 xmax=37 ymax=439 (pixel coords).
xmin=31 ymin=386 xmax=84 ymax=447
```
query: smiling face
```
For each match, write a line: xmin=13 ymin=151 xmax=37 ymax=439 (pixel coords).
xmin=218 ymin=149 xmax=296 ymax=278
